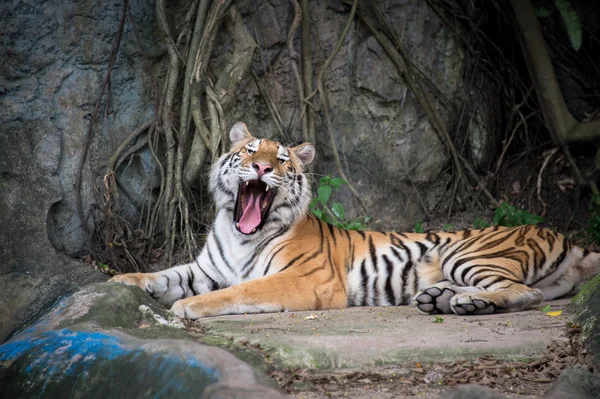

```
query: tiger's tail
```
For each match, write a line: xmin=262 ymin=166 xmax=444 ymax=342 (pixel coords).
xmin=578 ymin=249 xmax=600 ymax=281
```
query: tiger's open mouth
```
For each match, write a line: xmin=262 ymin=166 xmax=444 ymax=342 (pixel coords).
xmin=234 ymin=180 xmax=277 ymax=234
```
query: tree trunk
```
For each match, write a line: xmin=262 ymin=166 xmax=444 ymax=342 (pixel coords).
xmin=510 ymin=0 xmax=600 ymax=144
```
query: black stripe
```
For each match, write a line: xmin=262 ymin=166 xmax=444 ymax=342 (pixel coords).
xmin=416 ymin=241 xmax=428 ymax=260
xmin=382 ymin=255 xmax=395 ymax=305
xmin=206 ymin=246 xmax=228 ymax=281
xmin=369 ymin=236 xmax=379 ymax=273
xmin=411 ymin=264 xmax=419 ymax=294
xmin=425 ymin=232 xmax=440 ymax=246
xmin=213 ymin=232 xmax=235 ymax=274
xmin=194 ymin=259 xmax=219 ymax=291
xmin=264 ymin=245 xmax=287 ymax=275
xmin=401 ymin=260 xmax=413 ymax=304
xmin=356 ymin=230 xmax=366 ymax=240
xmin=371 ymin=273 xmax=379 ymax=306
xmin=279 ymin=253 xmax=305 ymax=273
xmin=327 ymin=223 xmax=337 ymax=245
xmin=360 ymin=260 xmax=369 ymax=306
xmin=175 ymin=271 xmax=186 ymax=296
xmin=186 ymin=268 xmax=198 ymax=295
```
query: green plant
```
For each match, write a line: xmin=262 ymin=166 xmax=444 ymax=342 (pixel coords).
xmin=536 ymin=0 xmax=582 ymax=51
xmin=442 ymin=224 xmax=455 ymax=232
xmin=414 ymin=219 xmax=425 ymax=234
xmin=473 ymin=217 xmax=490 ymax=230
xmin=309 ymin=176 xmax=370 ymax=230
xmin=432 ymin=316 xmax=444 ymax=323
xmin=586 ymin=195 xmax=600 ymax=244
xmin=541 ymin=304 xmax=552 ymax=312
xmin=492 ymin=202 xmax=544 ymax=227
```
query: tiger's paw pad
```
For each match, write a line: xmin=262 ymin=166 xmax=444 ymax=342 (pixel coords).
xmin=450 ymin=294 xmax=497 ymax=315
xmin=412 ymin=286 xmax=456 ymax=314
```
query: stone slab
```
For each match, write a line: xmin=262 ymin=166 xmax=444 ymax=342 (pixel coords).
xmin=0 ymin=284 xmax=285 ymax=399
xmin=201 ymin=298 xmax=573 ymax=369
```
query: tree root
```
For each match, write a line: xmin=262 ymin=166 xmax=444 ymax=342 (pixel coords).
xmin=357 ymin=3 xmax=499 ymax=210
xmin=76 ymin=0 xmax=129 ymax=230
xmin=316 ymin=0 xmax=366 ymax=211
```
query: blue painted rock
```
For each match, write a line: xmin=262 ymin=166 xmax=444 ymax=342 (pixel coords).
xmin=0 ymin=283 xmax=284 ymax=398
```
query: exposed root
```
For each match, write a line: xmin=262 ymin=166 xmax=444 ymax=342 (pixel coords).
xmin=316 ymin=0 xmax=366 ymax=211
xmin=537 ymin=148 xmax=558 ymax=217
xmin=76 ymin=0 xmax=129 ymax=231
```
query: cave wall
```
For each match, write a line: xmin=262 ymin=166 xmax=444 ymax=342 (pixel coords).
xmin=0 ymin=0 xmax=492 ymax=339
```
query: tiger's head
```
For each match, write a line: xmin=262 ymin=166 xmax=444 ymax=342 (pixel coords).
xmin=209 ymin=122 xmax=315 ymax=235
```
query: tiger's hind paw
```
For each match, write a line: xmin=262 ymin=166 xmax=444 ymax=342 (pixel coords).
xmin=450 ymin=293 xmax=497 ymax=315
xmin=412 ymin=286 xmax=457 ymax=314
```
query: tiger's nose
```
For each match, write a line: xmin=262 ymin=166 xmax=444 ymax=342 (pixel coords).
xmin=252 ymin=162 xmax=273 ymax=176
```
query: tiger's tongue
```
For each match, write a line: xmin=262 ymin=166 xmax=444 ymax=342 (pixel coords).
xmin=239 ymin=191 xmax=263 ymax=234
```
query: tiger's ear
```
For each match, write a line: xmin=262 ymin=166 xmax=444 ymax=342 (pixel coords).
xmin=229 ymin=122 xmax=253 ymax=145
xmin=290 ymin=142 xmax=315 ymax=166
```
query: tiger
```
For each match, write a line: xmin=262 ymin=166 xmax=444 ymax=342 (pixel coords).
xmin=111 ymin=122 xmax=600 ymax=319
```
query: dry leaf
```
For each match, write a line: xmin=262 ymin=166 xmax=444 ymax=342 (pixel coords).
xmin=546 ymin=310 xmax=563 ymax=317
xmin=304 ymin=314 xmax=319 ymax=320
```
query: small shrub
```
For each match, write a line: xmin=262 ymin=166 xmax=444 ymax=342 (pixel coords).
xmin=414 ymin=219 xmax=425 ymax=233
xmin=473 ymin=217 xmax=490 ymax=230
xmin=309 ymin=176 xmax=370 ymax=230
xmin=492 ymin=202 xmax=543 ymax=227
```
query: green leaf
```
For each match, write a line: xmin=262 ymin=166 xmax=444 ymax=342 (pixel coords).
xmin=312 ymin=208 xmax=324 ymax=220
xmin=554 ymin=0 xmax=582 ymax=51
xmin=432 ymin=316 xmax=444 ymax=323
xmin=317 ymin=186 xmax=332 ymax=206
xmin=414 ymin=220 xmax=424 ymax=234
xmin=329 ymin=177 xmax=347 ymax=189
xmin=332 ymin=202 xmax=345 ymax=219
xmin=473 ymin=217 xmax=490 ymax=230
xmin=542 ymin=305 xmax=552 ymax=312
xmin=442 ymin=224 xmax=455 ymax=232
xmin=535 ymin=6 xmax=552 ymax=18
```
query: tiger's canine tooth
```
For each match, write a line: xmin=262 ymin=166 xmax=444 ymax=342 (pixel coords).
xmin=246 ymin=181 xmax=249 ymax=186
xmin=265 ymin=185 xmax=269 ymax=192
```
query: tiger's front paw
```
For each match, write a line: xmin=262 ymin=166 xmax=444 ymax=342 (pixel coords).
xmin=170 ymin=297 xmax=202 ymax=319
xmin=109 ymin=273 xmax=147 ymax=289
xmin=450 ymin=293 xmax=497 ymax=315
xmin=412 ymin=286 xmax=456 ymax=314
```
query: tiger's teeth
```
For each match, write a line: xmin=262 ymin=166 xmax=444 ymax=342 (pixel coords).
xmin=265 ymin=186 xmax=269 ymax=192
xmin=252 ymin=228 xmax=256 ymax=233
xmin=246 ymin=181 xmax=249 ymax=186
xmin=236 ymin=223 xmax=240 ymax=229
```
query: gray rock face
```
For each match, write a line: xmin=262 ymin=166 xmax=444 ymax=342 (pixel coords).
xmin=572 ymin=275 xmax=600 ymax=373
xmin=1 ymin=0 xmax=158 ymax=256
xmin=543 ymin=367 xmax=600 ymax=399
xmin=0 ymin=0 xmax=157 ymax=340
xmin=0 ymin=283 xmax=285 ymax=398
xmin=441 ymin=384 xmax=507 ymax=399
xmin=0 ymin=0 xmax=490 ymax=339
xmin=230 ymin=0 xmax=475 ymax=230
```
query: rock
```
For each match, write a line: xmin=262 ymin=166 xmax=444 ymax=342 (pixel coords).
xmin=0 ymin=0 xmax=158 ymax=256
xmin=199 ymin=298 xmax=572 ymax=369
xmin=571 ymin=275 xmax=600 ymax=373
xmin=543 ymin=367 xmax=600 ymax=399
xmin=0 ymin=128 xmax=104 ymax=342
xmin=0 ymin=283 xmax=285 ymax=398
xmin=441 ymin=384 xmax=506 ymax=399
